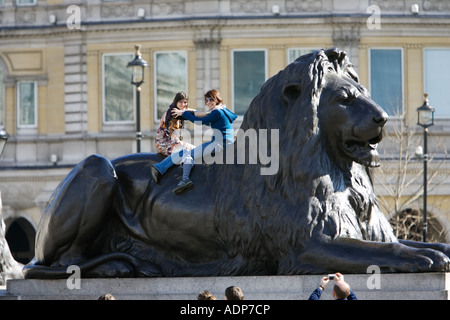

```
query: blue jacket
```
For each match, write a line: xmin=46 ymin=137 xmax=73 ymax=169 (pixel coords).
xmin=308 ymin=288 xmax=358 ymax=300
xmin=182 ymin=107 xmax=237 ymax=143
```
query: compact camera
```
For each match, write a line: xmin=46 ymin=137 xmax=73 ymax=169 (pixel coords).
xmin=328 ymin=274 xmax=335 ymax=280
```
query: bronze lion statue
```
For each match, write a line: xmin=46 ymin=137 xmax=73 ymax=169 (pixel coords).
xmin=23 ymin=48 xmax=449 ymax=278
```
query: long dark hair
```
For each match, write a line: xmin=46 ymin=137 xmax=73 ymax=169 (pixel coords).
xmin=164 ymin=91 xmax=188 ymax=129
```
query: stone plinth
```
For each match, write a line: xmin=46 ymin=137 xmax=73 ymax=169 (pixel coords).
xmin=2 ymin=273 xmax=449 ymax=300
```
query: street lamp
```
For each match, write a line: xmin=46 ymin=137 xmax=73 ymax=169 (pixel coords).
xmin=127 ymin=44 xmax=149 ymax=153
xmin=417 ymin=93 xmax=435 ymax=242
xmin=0 ymin=130 xmax=9 ymax=158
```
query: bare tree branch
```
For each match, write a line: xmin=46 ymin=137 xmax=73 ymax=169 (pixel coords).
xmin=374 ymin=110 xmax=449 ymax=242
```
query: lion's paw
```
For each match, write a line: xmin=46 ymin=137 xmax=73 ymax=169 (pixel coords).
xmin=413 ymin=248 xmax=450 ymax=272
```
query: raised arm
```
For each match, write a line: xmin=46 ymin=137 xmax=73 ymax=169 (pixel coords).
xmin=192 ymin=111 xmax=209 ymax=117
xmin=172 ymin=108 xmax=221 ymax=125
xmin=183 ymin=109 xmax=221 ymax=125
xmin=185 ymin=109 xmax=209 ymax=118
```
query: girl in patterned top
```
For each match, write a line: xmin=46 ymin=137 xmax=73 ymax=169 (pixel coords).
xmin=155 ymin=91 xmax=195 ymax=156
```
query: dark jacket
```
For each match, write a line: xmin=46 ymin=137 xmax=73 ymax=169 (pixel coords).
xmin=308 ymin=288 xmax=358 ymax=300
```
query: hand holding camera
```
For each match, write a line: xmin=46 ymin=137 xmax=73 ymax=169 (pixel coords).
xmin=319 ymin=272 xmax=344 ymax=290
xmin=318 ymin=276 xmax=329 ymax=290
xmin=328 ymin=272 xmax=344 ymax=281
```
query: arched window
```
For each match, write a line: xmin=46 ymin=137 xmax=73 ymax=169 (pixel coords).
xmin=389 ymin=208 xmax=447 ymax=243
xmin=5 ymin=217 xmax=36 ymax=264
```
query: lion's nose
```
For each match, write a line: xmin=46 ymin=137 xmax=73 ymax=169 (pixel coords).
xmin=373 ymin=112 xmax=388 ymax=127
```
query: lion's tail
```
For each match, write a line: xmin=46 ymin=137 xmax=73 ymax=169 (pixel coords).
xmin=22 ymin=252 xmax=141 ymax=279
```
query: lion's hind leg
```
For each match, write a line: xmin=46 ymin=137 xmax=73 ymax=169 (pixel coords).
xmin=31 ymin=155 xmax=118 ymax=271
xmin=23 ymin=252 xmax=159 ymax=279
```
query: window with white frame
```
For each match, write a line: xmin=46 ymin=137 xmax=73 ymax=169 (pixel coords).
xmin=369 ymin=48 xmax=404 ymax=116
xmin=232 ymin=49 xmax=267 ymax=116
xmin=102 ymin=53 xmax=134 ymax=124
xmin=17 ymin=81 xmax=37 ymax=128
xmin=424 ymin=48 xmax=450 ymax=118
xmin=287 ymin=48 xmax=315 ymax=64
xmin=154 ymin=51 xmax=188 ymax=120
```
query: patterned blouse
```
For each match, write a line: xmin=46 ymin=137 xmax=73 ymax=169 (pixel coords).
xmin=155 ymin=111 xmax=195 ymax=156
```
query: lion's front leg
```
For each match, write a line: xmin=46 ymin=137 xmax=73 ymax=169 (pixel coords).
xmin=281 ymin=237 xmax=450 ymax=274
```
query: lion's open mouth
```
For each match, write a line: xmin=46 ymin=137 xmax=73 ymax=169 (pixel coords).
xmin=343 ymin=133 xmax=382 ymax=167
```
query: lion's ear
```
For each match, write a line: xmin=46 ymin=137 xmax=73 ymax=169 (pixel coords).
xmin=282 ymin=83 xmax=302 ymax=104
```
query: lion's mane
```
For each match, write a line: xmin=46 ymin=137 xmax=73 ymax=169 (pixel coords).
xmin=211 ymin=48 xmax=396 ymax=274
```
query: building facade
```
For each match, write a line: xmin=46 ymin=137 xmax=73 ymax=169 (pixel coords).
xmin=0 ymin=0 xmax=449 ymax=263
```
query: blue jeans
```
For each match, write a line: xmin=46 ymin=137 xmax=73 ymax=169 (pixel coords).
xmin=153 ymin=139 xmax=226 ymax=175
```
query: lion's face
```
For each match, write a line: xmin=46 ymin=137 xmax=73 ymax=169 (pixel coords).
xmin=318 ymin=73 xmax=388 ymax=167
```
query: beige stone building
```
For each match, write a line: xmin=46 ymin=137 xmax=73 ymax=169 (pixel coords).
xmin=0 ymin=0 xmax=449 ymax=263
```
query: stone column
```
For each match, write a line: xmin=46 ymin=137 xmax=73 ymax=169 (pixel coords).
xmin=62 ymin=38 xmax=89 ymax=163
xmin=194 ymin=27 xmax=222 ymax=108
xmin=64 ymin=41 xmax=88 ymax=135
xmin=332 ymin=23 xmax=361 ymax=72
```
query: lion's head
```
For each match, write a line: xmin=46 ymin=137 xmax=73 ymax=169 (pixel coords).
xmin=317 ymin=66 xmax=387 ymax=168
xmin=275 ymin=47 xmax=387 ymax=169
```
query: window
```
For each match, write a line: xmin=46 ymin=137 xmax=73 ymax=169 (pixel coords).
xmin=287 ymin=48 xmax=315 ymax=64
xmin=369 ymin=49 xmax=404 ymax=116
xmin=102 ymin=53 xmax=134 ymax=124
xmin=17 ymin=81 xmax=37 ymax=128
xmin=232 ymin=50 xmax=267 ymax=116
xmin=424 ymin=48 xmax=450 ymax=118
xmin=16 ymin=0 xmax=36 ymax=6
xmin=154 ymin=51 xmax=187 ymax=120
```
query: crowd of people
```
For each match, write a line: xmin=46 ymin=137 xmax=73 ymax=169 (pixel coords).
xmin=96 ymin=285 xmax=245 ymax=301
xmin=96 ymin=273 xmax=356 ymax=300
xmin=197 ymin=285 xmax=245 ymax=301
xmin=195 ymin=273 xmax=356 ymax=301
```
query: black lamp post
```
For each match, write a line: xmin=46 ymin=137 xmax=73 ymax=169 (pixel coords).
xmin=417 ymin=93 xmax=435 ymax=242
xmin=0 ymin=130 xmax=9 ymax=158
xmin=127 ymin=45 xmax=149 ymax=153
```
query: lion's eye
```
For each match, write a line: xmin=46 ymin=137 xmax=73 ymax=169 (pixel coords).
xmin=337 ymin=88 xmax=359 ymax=105
xmin=336 ymin=90 xmax=350 ymax=103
